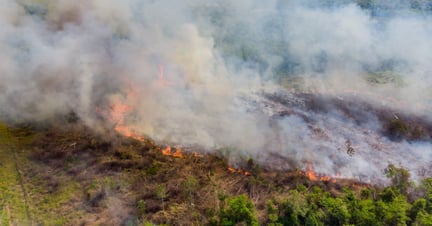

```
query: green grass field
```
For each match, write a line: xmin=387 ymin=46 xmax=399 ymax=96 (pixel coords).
xmin=0 ymin=123 xmax=31 ymax=225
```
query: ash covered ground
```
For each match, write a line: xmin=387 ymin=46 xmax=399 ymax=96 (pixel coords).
xmin=239 ymin=89 xmax=432 ymax=183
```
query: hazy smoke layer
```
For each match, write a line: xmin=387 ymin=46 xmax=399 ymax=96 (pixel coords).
xmin=1 ymin=0 xmax=432 ymax=182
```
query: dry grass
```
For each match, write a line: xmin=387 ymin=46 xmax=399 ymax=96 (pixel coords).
xmin=0 ymin=121 xmax=371 ymax=225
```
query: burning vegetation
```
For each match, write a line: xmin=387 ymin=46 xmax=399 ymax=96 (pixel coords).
xmin=2 ymin=120 xmax=432 ymax=225
xmin=2 ymin=0 xmax=432 ymax=225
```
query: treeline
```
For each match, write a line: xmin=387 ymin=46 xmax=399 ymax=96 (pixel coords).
xmin=356 ymin=0 xmax=432 ymax=12
xmin=211 ymin=164 xmax=432 ymax=226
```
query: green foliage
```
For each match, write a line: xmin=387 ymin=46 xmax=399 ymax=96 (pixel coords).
xmin=267 ymin=200 xmax=282 ymax=226
xmin=384 ymin=163 xmax=413 ymax=195
xmin=410 ymin=198 xmax=427 ymax=224
xmin=412 ymin=210 xmax=432 ymax=226
xmin=257 ymin=165 xmax=432 ymax=226
xmin=385 ymin=117 xmax=408 ymax=140
xmin=278 ymin=190 xmax=309 ymax=225
xmin=182 ymin=175 xmax=199 ymax=205
xmin=115 ymin=150 xmax=132 ymax=160
xmin=385 ymin=117 xmax=428 ymax=141
xmin=351 ymin=199 xmax=377 ymax=226
xmin=380 ymin=187 xmax=397 ymax=203
xmin=418 ymin=178 xmax=432 ymax=213
xmin=360 ymin=188 xmax=373 ymax=199
xmin=375 ymin=195 xmax=411 ymax=226
xmin=145 ymin=164 xmax=159 ymax=176
xmin=277 ymin=187 xmax=351 ymax=226
xmin=296 ymin=184 xmax=307 ymax=192
xmin=155 ymin=184 xmax=167 ymax=212
xmin=219 ymin=194 xmax=258 ymax=226
xmin=269 ymin=172 xmax=415 ymax=226
xmin=137 ymin=199 xmax=145 ymax=217
xmin=320 ymin=196 xmax=351 ymax=225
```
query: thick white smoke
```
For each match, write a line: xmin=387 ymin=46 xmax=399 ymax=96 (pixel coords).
xmin=1 ymin=0 xmax=432 ymax=182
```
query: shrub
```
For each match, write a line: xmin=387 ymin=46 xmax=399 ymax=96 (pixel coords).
xmin=384 ymin=163 xmax=413 ymax=195
xmin=219 ymin=194 xmax=258 ymax=226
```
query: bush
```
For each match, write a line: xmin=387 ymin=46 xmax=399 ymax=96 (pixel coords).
xmin=385 ymin=118 xmax=408 ymax=140
xmin=384 ymin=163 xmax=413 ymax=195
xmin=219 ymin=194 xmax=258 ymax=226
xmin=137 ymin=199 xmax=146 ymax=217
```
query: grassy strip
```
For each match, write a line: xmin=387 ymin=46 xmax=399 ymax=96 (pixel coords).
xmin=0 ymin=123 xmax=31 ymax=225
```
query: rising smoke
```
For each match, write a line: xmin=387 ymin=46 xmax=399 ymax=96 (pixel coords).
xmin=1 ymin=0 xmax=432 ymax=182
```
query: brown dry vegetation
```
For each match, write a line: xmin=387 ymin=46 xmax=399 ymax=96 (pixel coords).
xmin=0 ymin=120 xmax=372 ymax=225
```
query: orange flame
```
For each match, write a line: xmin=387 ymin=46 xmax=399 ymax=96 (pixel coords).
xmin=172 ymin=148 xmax=184 ymax=158
xmin=227 ymin=167 xmax=251 ymax=176
xmin=104 ymin=84 xmax=148 ymax=142
xmin=332 ymin=172 xmax=341 ymax=183
xmin=306 ymin=162 xmax=318 ymax=181
xmin=162 ymin=146 xmax=171 ymax=156
xmin=105 ymin=75 xmax=200 ymax=160
xmin=161 ymin=146 xmax=184 ymax=158
xmin=320 ymin=175 xmax=331 ymax=182
xmin=305 ymin=162 xmax=336 ymax=182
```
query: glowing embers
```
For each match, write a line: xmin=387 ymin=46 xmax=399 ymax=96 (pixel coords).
xmin=227 ymin=167 xmax=251 ymax=176
xmin=305 ymin=162 xmax=337 ymax=183
xmin=161 ymin=146 xmax=202 ymax=159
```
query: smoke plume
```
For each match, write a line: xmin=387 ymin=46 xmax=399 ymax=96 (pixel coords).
xmin=2 ymin=0 xmax=432 ymax=182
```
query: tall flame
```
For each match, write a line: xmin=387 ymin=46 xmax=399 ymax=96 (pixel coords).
xmin=305 ymin=162 xmax=336 ymax=182
xmin=306 ymin=162 xmax=318 ymax=181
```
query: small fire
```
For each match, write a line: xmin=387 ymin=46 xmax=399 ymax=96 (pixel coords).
xmin=104 ymin=72 xmax=200 ymax=160
xmin=172 ymin=148 xmax=184 ymax=158
xmin=162 ymin=146 xmax=171 ymax=156
xmin=320 ymin=175 xmax=331 ymax=182
xmin=332 ymin=172 xmax=341 ymax=183
xmin=105 ymin=64 xmax=171 ymax=141
xmin=160 ymin=146 xmax=184 ymax=158
xmin=305 ymin=162 xmax=335 ymax=182
xmin=102 ymin=82 xmax=148 ymax=142
xmin=227 ymin=167 xmax=251 ymax=176
xmin=306 ymin=163 xmax=318 ymax=181
xmin=228 ymin=167 xmax=236 ymax=173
